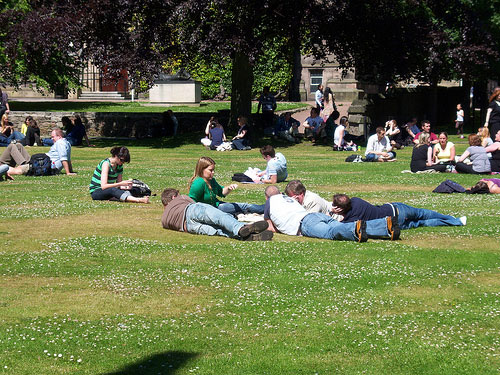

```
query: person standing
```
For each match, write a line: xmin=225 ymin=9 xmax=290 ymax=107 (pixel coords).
xmin=0 ymin=89 xmax=10 ymax=118
xmin=257 ymin=86 xmax=276 ymax=131
xmin=455 ymin=103 xmax=465 ymax=138
xmin=484 ymin=87 xmax=500 ymax=140
xmin=315 ymin=84 xmax=324 ymax=113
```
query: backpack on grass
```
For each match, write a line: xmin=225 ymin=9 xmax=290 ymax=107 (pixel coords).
xmin=432 ymin=179 xmax=466 ymax=193
xmin=26 ymin=153 xmax=52 ymax=176
xmin=130 ymin=179 xmax=152 ymax=197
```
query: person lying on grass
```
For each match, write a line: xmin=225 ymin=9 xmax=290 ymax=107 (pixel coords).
xmin=161 ymin=188 xmax=272 ymax=241
xmin=264 ymin=185 xmax=400 ymax=242
xmin=89 ymin=146 xmax=149 ymax=204
xmin=331 ymin=194 xmax=466 ymax=228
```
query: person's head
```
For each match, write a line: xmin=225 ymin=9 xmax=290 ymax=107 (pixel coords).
xmin=339 ymin=116 xmax=348 ymax=126
xmin=73 ymin=115 xmax=83 ymax=127
xmin=30 ymin=119 xmax=38 ymax=129
xmin=310 ymin=107 xmax=319 ymax=117
xmin=61 ymin=116 xmax=72 ymax=129
xmin=332 ymin=194 xmax=351 ymax=215
xmin=110 ymin=146 xmax=130 ymax=164
xmin=50 ymin=128 xmax=64 ymax=142
xmin=409 ymin=117 xmax=417 ymax=125
xmin=161 ymin=188 xmax=179 ymax=206
xmin=284 ymin=180 xmax=306 ymax=204
xmin=284 ymin=112 xmax=291 ymax=121
xmin=495 ymin=130 xmax=500 ymax=142
xmin=329 ymin=110 xmax=340 ymax=122
xmin=263 ymin=86 xmax=270 ymax=94
xmin=166 ymin=110 xmax=174 ymax=116
xmin=317 ymin=84 xmax=323 ymax=92
xmin=438 ymin=132 xmax=448 ymax=146
xmin=1 ymin=113 xmax=8 ymax=126
xmin=323 ymin=87 xmax=332 ymax=100
xmin=417 ymin=131 xmax=430 ymax=146
xmin=457 ymin=103 xmax=462 ymax=110
xmin=260 ymin=145 xmax=275 ymax=159
xmin=489 ymin=87 xmax=500 ymax=103
xmin=468 ymin=133 xmax=481 ymax=146
xmin=386 ymin=119 xmax=397 ymax=129
xmin=25 ymin=116 xmax=33 ymax=125
xmin=478 ymin=127 xmax=490 ymax=140
xmin=421 ymin=120 xmax=431 ymax=132
xmin=191 ymin=156 xmax=216 ymax=185
xmin=237 ymin=116 xmax=248 ymax=127
xmin=376 ymin=126 xmax=386 ymax=140
xmin=264 ymin=185 xmax=280 ymax=200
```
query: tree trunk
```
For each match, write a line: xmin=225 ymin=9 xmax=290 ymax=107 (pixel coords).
xmin=230 ymin=52 xmax=254 ymax=130
xmin=288 ymin=42 xmax=302 ymax=102
xmin=428 ymin=80 xmax=438 ymax=126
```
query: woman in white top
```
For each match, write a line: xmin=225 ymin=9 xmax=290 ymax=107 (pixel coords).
xmin=333 ymin=116 xmax=356 ymax=151
xmin=433 ymin=132 xmax=456 ymax=164
xmin=455 ymin=103 xmax=464 ymax=138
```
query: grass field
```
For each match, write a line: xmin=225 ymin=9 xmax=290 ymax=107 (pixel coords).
xmin=9 ymin=101 xmax=308 ymax=113
xmin=1 ymin=134 xmax=499 ymax=374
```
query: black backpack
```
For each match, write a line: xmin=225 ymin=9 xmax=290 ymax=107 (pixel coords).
xmin=26 ymin=153 xmax=53 ymax=176
xmin=432 ymin=179 xmax=466 ymax=193
xmin=130 ymin=179 xmax=152 ymax=197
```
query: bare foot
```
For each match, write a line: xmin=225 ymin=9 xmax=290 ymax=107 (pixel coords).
xmin=6 ymin=172 xmax=14 ymax=180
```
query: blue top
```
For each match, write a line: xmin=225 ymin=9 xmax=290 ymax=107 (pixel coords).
xmin=265 ymin=152 xmax=288 ymax=182
xmin=46 ymin=138 xmax=71 ymax=171
xmin=342 ymin=197 xmax=393 ymax=223
xmin=210 ymin=127 xmax=225 ymax=147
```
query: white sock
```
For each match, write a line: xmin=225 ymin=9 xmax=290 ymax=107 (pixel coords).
xmin=459 ymin=216 xmax=467 ymax=225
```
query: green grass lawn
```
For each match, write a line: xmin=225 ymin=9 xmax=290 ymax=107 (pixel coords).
xmin=1 ymin=135 xmax=499 ymax=374
xmin=9 ymin=101 xmax=308 ymax=113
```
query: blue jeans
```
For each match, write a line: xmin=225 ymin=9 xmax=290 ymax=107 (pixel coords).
xmin=300 ymin=212 xmax=390 ymax=241
xmin=218 ymin=202 xmax=265 ymax=215
xmin=365 ymin=151 xmax=396 ymax=161
xmin=0 ymin=164 xmax=9 ymax=177
xmin=0 ymin=131 xmax=25 ymax=146
xmin=42 ymin=138 xmax=54 ymax=146
xmin=392 ymin=202 xmax=463 ymax=229
xmin=185 ymin=203 xmax=244 ymax=238
xmin=91 ymin=188 xmax=131 ymax=202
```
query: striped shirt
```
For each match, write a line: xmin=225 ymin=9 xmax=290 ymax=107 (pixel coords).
xmin=89 ymin=158 xmax=123 ymax=193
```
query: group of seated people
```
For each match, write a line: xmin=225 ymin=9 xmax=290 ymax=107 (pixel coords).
xmin=201 ymin=116 xmax=251 ymax=151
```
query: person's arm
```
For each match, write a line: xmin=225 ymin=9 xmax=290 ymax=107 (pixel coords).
xmin=83 ymin=132 xmax=94 ymax=147
xmin=432 ymin=145 xmax=439 ymax=163
xmin=485 ymin=142 xmax=500 ymax=153
xmin=448 ymin=144 xmax=456 ymax=161
xmin=222 ymin=183 xmax=238 ymax=196
xmin=259 ymin=174 xmax=277 ymax=184
xmin=61 ymin=160 xmax=76 ymax=176
xmin=222 ymin=131 xmax=226 ymax=142
xmin=338 ymin=127 xmax=344 ymax=145
xmin=99 ymin=162 xmax=131 ymax=190
xmin=457 ymin=150 xmax=470 ymax=163
xmin=204 ymin=121 xmax=211 ymax=136
xmin=484 ymin=108 xmax=492 ymax=127
xmin=426 ymin=146 xmax=434 ymax=166
xmin=266 ymin=219 xmax=278 ymax=232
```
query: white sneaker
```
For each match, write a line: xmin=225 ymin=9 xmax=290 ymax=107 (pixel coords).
xmin=459 ymin=216 xmax=467 ymax=225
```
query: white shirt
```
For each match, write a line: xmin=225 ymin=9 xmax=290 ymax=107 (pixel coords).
xmin=334 ymin=125 xmax=345 ymax=146
xmin=302 ymin=191 xmax=332 ymax=214
xmin=365 ymin=134 xmax=392 ymax=156
xmin=264 ymin=194 xmax=307 ymax=235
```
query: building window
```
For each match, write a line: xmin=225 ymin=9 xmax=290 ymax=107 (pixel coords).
xmin=310 ymin=69 xmax=323 ymax=93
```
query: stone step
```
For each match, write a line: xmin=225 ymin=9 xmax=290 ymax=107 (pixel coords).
xmin=78 ymin=91 xmax=129 ymax=100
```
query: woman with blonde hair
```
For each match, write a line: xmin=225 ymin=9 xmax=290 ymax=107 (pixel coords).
xmin=0 ymin=113 xmax=25 ymax=146
xmin=477 ymin=127 xmax=493 ymax=147
xmin=410 ymin=132 xmax=446 ymax=172
xmin=456 ymin=134 xmax=491 ymax=174
xmin=188 ymin=156 xmax=264 ymax=215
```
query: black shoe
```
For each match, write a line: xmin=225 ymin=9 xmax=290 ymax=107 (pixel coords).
xmin=387 ymin=216 xmax=400 ymax=240
xmin=238 ymin=221 xmax=269 ymax=238
xmin=242 ymin=230 xmax=274 ymax=241
xmin=355 ymin=220 xmax=368 ymax=242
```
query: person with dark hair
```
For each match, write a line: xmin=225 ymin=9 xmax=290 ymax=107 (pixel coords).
xmin=484 ymin=87 xmax=500 ymax=139
xmin=385 ymin=120 xmax=404 ymax=150
xmin=413 ymin=120 xmax=438 ymax=145
xmin=315 ymin=84 xmax=324 ymax=112
xmin=322 ymin=87 xmax=337 ymax=121
xmin=456 ymin=103 xmax=465 ymax=138
xmin=470 ymin=178 xmax=500 ymax=194
xmin=365 ymin=127 xmax=396 ymax=162
xmin=208 ymin=119 xmax=226 ymax=150
xmin=253 ymin=145 xmax=287 ymax=184
xmin=0 ymin=88 xmax=10 ymax=118
xmin=456 ymin=134 xmax=491 ymax=174
xmin=231 ymin=116 xmax=252 ymax=150
xmin=89 ymin=146 xmax=149 ymax=203
xmin=264 ymin=186 xmax=400 ymax=242
xmin=257 ymin=86 xmax=276 ymax=131
xmin=302 ymin=107 xmax=324 ymax=141
xmin=66 ymin=116 xmax=93 ymax=147
xmin=333 ymin=116 xmax=357 ymax=151
xmin=161 ymin=188 xmax=272 ymax=241
xmin=25 ymin=118 xmax=41 ymax=146
xmin=332 ymin=194 xmax=465 ymax=228
xmin=274 ymin=112 xmax=300 ymax=143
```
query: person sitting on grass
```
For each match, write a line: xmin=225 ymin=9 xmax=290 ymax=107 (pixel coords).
xmin=302 ymin=107 xmax=324 ymax=142
xmin=253 ymin=145 xmax=288 ymax=184
xmin=433 ymin=132 xmax=456 ymax=165
xmin=66 ymin=116 xmax=94 ymax=147
xmin=331 ymin=194 xmax=466 ymax=229
xmin=231 ymin=116 xmax=252 ymax=151
xmin=365 ymin=126 xmax=396 ymax=162
xmin=161 ymin=188 xmax=272 ymax=241
xmin=188 ymin=156 xmax=264 ymax=215
xmin=89 ymin=146 xmax=149 ymax=203
xmin=410 ymin=132 xmax=446 ymax=173
xmin=333 ymin=116 xmax=357 ymax=151
xmin=274 ymin=112 xmax=300 ymax=143
xmin=264 ymin=186 xmax=400 ymax=242
xmin=455 ymin=134 xmax=491 ymax=174
xmin=413 ymin=120 xmax=438 ymax=145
